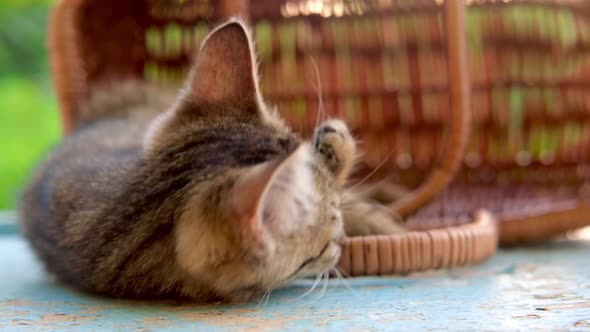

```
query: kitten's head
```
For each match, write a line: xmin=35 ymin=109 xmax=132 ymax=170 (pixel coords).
xmin=144 ymin=19 xmax=355 ymax=302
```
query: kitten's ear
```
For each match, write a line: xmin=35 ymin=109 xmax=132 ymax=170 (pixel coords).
xmin=187 ymin=18 xmax=263 ymax=108
xmin=229 ymin=145 xmax=313 ymax=241
xmin=230 ymin=159 xmax=283 ymax=227
xmin=143 ymin=19 xmax=268 ymax=155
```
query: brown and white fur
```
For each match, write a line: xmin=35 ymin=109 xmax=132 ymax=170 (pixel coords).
xmin=19 ymin=19 xmax=403 ymax=303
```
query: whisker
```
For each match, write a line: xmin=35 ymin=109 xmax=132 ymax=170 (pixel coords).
xmin=331 ymin=267 xmax=353 ymax=291
xmin=336 ymin=266 xmax=352 ymax=278
xmin=264 ymin=289 xmax=272 ymax=306
xmin=307 ymin=53 xmax=327 ymax=129
xmin=322 ymin=270 xmax=330 ymax=296
xmin=331 ymin=267 xmax=362 ymax=300
xmin=347 ymin=150 xmax=395 ymax=192
xmin=313 ymin=271 xmax=330 ymax=301
xmin=342 ymin=184 xmax=375 ymax=200
xmin=297 ymin=273 xmax=323 ymax=300
xmin=256 ymin=289 xmax=270 ymax=308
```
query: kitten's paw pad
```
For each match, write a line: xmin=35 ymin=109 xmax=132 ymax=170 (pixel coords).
xmin=313 ymin=120 xmax=355 ymax=181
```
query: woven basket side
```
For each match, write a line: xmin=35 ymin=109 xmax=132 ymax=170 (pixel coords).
xmin=457 ymin=1 xmax=590 ymax=243
xmin=338 ymin=210 xmax=498 ymax=276
xmin=459 ymin=1 xmax=590 ymax=174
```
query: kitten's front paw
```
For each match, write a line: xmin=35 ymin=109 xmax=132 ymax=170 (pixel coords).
xmin=313 ymin=119 xmax=356 ymax=185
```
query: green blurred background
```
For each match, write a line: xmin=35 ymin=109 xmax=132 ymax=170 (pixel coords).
xmin=0 ymin=0 xmax=60 ymax=210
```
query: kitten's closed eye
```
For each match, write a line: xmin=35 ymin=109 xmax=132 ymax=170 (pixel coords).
xmin=293 ymin=241 xmax=331 ymax=273
xmin=286 ymin=240 xmax=340 ymax=282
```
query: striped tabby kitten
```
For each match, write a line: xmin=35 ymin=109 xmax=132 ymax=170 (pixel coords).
xmin=19 ymin=19 xmax=402 ymax=303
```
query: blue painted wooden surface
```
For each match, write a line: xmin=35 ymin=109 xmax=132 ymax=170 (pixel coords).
xmin=1 ymin=213 xmax=589 ymax=331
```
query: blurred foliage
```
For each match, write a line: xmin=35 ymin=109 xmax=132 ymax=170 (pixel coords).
xmin=0 ymin=0 xmax=60 ymax=210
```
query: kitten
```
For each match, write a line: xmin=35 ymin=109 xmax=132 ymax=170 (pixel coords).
xmin=19 ymin=19 xmax=402 ymax=303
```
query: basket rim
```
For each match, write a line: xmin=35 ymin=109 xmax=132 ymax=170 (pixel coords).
xmin=338 ymin=210 xmax=498 ymax=276
xmin=499 ymin=200 xmax=590 ymax=246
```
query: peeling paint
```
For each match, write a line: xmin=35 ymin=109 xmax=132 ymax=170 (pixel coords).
xmin=38 ymin=313 xmax=101 ymax=323
xmin=512 ymin=314 xmax=542 ymax=319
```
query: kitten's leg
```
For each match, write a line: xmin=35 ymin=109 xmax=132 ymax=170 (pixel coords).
xmin=341 ymin=189 xmax=407 ymax=236
xmin=353 ymin=180 xmax=409 ymax=205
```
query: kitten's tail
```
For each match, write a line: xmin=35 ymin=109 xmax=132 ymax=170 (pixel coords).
xmin=75 ymin=80 xmax=176 ymax=128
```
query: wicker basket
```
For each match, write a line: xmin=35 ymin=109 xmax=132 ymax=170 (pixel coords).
xmin=48 ymin=0 xmax=590 ymax=277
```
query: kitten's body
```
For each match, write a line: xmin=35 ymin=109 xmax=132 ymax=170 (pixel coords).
xmin=20 ymin=19 xmax=402 ymax=302
xmin=21 ymin=82 xmax=296 ymax=299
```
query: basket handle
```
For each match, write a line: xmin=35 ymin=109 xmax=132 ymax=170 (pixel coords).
xmin=51 ymin=0 xmax=251 ymax=135
xmin=217 ymin=0 xmax=249 ymax=20
xmin=390 ymin=0 xmax=472 ymax=218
